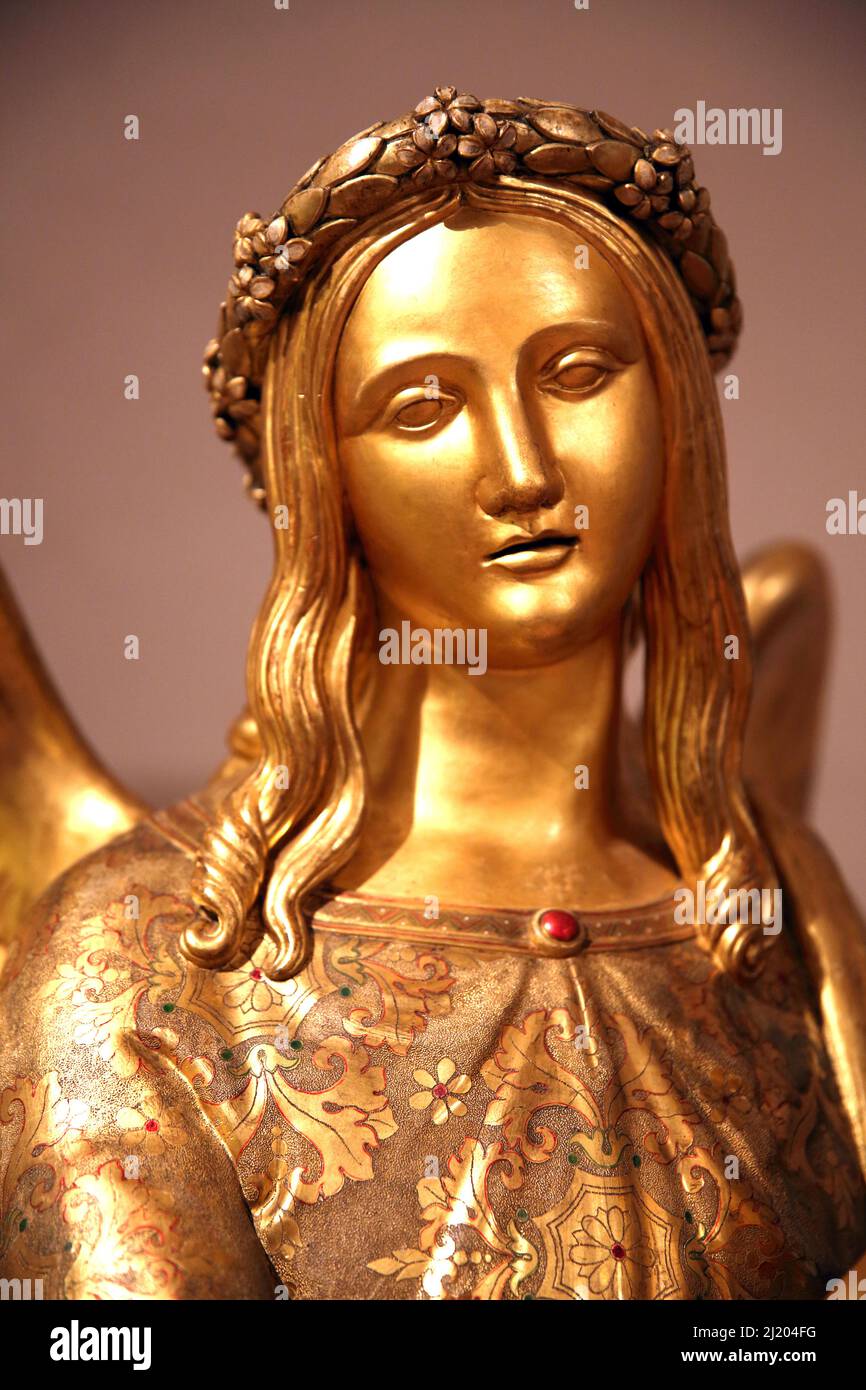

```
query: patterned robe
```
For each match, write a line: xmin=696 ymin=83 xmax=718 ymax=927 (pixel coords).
xmin=1 ymin=799 xmax=863 ymax=1300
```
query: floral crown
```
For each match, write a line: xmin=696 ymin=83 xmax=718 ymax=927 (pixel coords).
xmin=204 ymin=89 xmax=741 ymax=502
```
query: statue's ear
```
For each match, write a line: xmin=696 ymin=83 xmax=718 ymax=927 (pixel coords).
xmin=741 ymin=541 xmax=831 ymax=818
xmin=0 ymin=563 xmax=146 ymax=963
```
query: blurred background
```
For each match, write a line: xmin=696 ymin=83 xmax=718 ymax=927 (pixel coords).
xmin=1 ymin=0 xmax=864 ymax=898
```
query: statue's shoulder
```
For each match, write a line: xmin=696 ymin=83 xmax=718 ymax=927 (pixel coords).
xmin=2 ymin=821 xmax=167 ymax=992
xmin=4 ymin=796 xmax=218 ymax=983
xmin=0 ymin=801 xmax=276 ymax=1299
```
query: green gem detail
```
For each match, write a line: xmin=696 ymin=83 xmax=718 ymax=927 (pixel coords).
xmin=684 ymin=1210 xmax=693 ymax=1223
xmin=64 ymin=1241 xmax=73 ymax=1252
xmin=19 ymin=1218 xmax=28 ymax=1232
xmin=290 ymin=1039 xmax=302 ymax=1051
xmin=339 ymin=987 xmax=351 ymax=998
xmin=516 ymin=1208 xmax=529 ymax=1222
xmin=523 ymin=1293 xmax=535 ymax=1301
xmin=632 ymin=1154 xmax=641 ymax=1167
xmin=220 ymin=1049 xmax=232 ymax=1061
xmin=162 ymin=1003 xmax=175 ymax=1013
xmin=567 ymin=1153 xmax=578 ymax=1165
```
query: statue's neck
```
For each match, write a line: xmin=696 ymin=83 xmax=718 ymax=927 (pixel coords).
xmin=334 ymin=606 xmax=678 ymax=909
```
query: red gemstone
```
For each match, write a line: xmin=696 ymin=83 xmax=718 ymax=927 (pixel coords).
xmin=611 ymin=1242 xmax=626 ymax=1260
xmin=540 ymin=909 xmax=578 ymax=942
xmin=144 ymin=1119 xmax=159 ymax=1133
xmin=250 ymin=968 xmax=262 ymax=980
xmin=432 ymin=1083 xmax=448 ymax=1099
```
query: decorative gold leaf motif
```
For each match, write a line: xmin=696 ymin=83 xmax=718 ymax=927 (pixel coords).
xmin=313 ymin=136 xmax=383 ymax=188
xmin=603 ymin=1011 xmax=700 ymax=1161
xmin=569 ymin=1126 xmax=632 ymax=1168
xmin=367 ymin=1248 xmax=431 ymax=1281
xmin=530 ymin=107 xmax=602 ymax=144
xmin=587 ymin=139 xmax=637 ymax=181
xmin=334 ymin=939 xmax=455 ymax=1055
xmin=201 ymin=1036 xmax=395 ymax=1204
xmin=247 ymin=1127 xmax=303 ymax=1263
xmin=0 ymin=1072 xmax=88 ymax=1255
xmin=418 ymin=1137 xmax=525 ymax=1257
xmin=282 ymin=185 xmax=328 ymax=235
xmin=369 ymin=1137 xmax=535 ymax=1299
xmin=60 ymin=1159 xmax=215 ymax=1300
xmin=41 ymin=888 xmax=193 ymax=1079
xmin=523 ymin=143 xmax=590 ymax=174
xmin=481 ymin=1007 xmax=602 ymax=1160
xmin=594 ymin=109 xmax=642 ymax=144
xmin=677 ymin=1145 xmax=807 ymax=1299
xmin=273 ymin=1037 xmax=396 ymax=1202
xmin=680 ymin=249 xmax=718 ymax=299
xmin=328 ymin=174 xmax=399 ymax=219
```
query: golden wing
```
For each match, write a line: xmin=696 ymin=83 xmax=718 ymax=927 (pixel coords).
xmin=0 ymin=565 xmax=146 ymax=966
xmin=741 ymin=540 xmax=831 ymax=817
xmin=741 ymin=543 xmax=866 ymax=1189
xmin=619 ymin=540 xmax=832 ymax=826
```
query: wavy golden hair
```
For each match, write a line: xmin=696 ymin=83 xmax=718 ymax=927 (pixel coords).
xmin=181 ymin=178 xmax=774 ymax=980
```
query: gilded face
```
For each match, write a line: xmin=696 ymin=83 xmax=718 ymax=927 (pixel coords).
xmin=334 ymin=209 xmax=664 ymax=668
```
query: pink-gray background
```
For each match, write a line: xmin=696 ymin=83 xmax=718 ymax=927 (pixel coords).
xmin=2 ymin=0 xmax=864 ymax=898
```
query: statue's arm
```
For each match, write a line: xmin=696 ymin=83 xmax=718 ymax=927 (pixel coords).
xmin=0 ymin=871 xmax=277 ymax=1301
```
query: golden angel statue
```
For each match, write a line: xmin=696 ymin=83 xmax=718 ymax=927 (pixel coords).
xmin=1 ymin=89 xmax=864 ymax=1301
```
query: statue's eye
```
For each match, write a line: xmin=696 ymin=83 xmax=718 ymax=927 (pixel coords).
xmin=394 ymin=397 xmax=444 ymax=430
xmin=388 ymin=388 xmax=460 ymax=432
xmin=551 ymin=362 xmax=607 ymax=392
xmin=541 ymin=351 xmax=617 ymax=397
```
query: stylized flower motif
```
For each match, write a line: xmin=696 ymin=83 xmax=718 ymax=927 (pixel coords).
xmin=413 ymin=86 xmax=481 ymax=135
xmin=270 ymin=238 xmax=310 ymax=275
xmin=457 ymin=113 xmax=518 ymax=178
xmin=51 ymin=957 xmax=122 ymax=1006
xmin=698 ymin=1065 xmax=752 ymax=1124
xmin=223 ymin=966 xmax=285 ymax=1017
xmin=208 ymin=366 xmax=258 ymax=430
xmin=228 ymin=212 xmax=310 ymax=327
xmin=116 ymin=1092 xmax=189 ymax=1156
xmin=232 ymin=212 xmax=269 ymax=267
xmin=409 ymin=1058 xmax=471 ymax=1124
xmin=229 ymin=263 xmax=277 ymax=325
xmin=568 ymin=1204 xmax=655 ymax=1296
xmin=396 ymin=124 xmax=458 ymax=187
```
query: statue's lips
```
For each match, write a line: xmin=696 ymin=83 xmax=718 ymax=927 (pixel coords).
xmin=483 ymin=532 xmax=579 ymax=573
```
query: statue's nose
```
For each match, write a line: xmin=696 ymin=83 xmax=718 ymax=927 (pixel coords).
xmin=475 ymin=385 xmax=564 ymax=518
